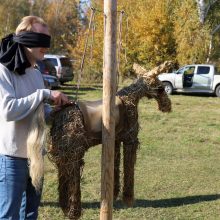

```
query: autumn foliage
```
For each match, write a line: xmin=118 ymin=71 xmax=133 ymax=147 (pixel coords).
xmin=0 ymin=0 xmax=219 ymax=82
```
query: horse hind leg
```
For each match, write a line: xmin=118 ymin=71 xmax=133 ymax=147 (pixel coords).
xmin=122 ymin=140 xmax=139 ymax=207
xmin=114 ymin=140 xmax=121 ymax=200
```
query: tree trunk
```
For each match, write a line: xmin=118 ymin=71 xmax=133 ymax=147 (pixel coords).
xmin=206 ymin=24 xmax=220 ymax=62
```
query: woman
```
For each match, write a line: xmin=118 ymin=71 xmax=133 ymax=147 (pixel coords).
xmin=0 ymin=16 xmax=69 ymax=219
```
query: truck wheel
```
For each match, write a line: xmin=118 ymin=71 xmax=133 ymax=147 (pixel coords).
xmin=163 ymin=82 xmax=173 ymax=95
xmin=215 ymin=85 xmax=220 ymax=97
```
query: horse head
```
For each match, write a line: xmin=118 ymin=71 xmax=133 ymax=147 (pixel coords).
xmin=133 ymin=61 xmax=173 ymax=113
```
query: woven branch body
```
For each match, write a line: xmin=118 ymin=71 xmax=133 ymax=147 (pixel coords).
xmin=49 ymin=74 xmax=171 ymax=219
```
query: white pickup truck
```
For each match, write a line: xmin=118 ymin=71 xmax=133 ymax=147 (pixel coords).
xmin=158 ymin=64 xmax=220 ymax=96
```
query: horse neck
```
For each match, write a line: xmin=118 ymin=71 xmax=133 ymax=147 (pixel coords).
xmin=116 ymin=78 xmax=149 ymax=105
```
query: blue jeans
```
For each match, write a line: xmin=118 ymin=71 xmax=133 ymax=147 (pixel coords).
xmin=0 ymin=155 xmax=42 ymax=220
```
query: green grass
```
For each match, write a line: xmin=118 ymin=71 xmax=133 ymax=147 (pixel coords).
xmin=39 ymin=84 xmax=220 ymax=220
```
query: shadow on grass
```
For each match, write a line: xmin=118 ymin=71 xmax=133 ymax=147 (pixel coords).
xmin=171 ymin=92 xmax=215 ymax=98
xmin=125 ymin=194 xmax=220 ymax=208
xmin=60 ymin=84 xmax=103 ymax=92
xmin=58 ymin=84 xmax=103 ymax=99
xmin=41 ymin=194 xmax=220 ymax=209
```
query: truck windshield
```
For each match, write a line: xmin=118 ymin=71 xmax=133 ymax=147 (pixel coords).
xmin=176 ymin=67 xmax=185 ymax=74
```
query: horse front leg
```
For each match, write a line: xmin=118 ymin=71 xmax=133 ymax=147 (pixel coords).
xmin=58 ymin=157 xmax=84 ymax=220
xmin=114 ymin=140 xmax=121 ymax=200
xmin=122 ymin=139 xmax=139 ymax=207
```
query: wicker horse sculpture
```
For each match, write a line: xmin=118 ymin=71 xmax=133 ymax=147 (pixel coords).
xmin=48 ymin=61 xmax=172 ymax=219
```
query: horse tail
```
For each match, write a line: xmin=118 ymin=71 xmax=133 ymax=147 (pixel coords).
xmin=27 ymin=103 xmax=46 ymax=191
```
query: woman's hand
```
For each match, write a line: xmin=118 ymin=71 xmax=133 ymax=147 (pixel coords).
xmin=50 ymin=90 xmax=69 ymax=106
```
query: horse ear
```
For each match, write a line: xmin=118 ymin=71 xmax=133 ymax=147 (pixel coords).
xmin=143 ymin=61 xmax=173 ymax=78
xmin=133 ymin=63 xmax=148 ymax=77
xmin=133 ymin=61 xmax=173 ymax=79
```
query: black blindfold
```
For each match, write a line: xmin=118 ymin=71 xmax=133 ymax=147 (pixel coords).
xmin=13 ymin=32 xmax=51 ymax=48
xmin=0 ymin=31 xmax=51 ymax=75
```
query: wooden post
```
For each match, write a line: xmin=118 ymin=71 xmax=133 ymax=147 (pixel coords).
xmin=100 ymin=0 xmax=117 ymax=220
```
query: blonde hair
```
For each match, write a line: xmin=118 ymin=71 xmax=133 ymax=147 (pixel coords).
xmin=16 ymin=16 xmax=48 ymax=34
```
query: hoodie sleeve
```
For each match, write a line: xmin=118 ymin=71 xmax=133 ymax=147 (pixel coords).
xmin=0 ymin=67 xmax=51 ymax=121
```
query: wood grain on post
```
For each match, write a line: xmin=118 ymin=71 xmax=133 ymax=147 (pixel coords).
xmin=100 ymin=0 xmax=117 ymax=220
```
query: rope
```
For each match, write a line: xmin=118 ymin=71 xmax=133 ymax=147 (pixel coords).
xmin=124 ymin=17 xmax=129 ymax=64
xmin=75 ymin=7 xmax=96 ymax=100
xmin=117 ymin=10 xmax=125 ymax=89
xmin=103 ymin=13 xmax=107 ymax=69
xmin=75 ymin=7 xmax=128 ymax=98
xmin=90 ymin=15 xmax=95 ymax=61
xmin=89 ymin=5 xmax=126 ymax=14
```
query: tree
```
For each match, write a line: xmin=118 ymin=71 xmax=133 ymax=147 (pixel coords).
xmin=72 ymin=0 xmax=177 ymax=82
xmin=196 ymin=0 xmax=218 ymax=24
xmin=44 ymin=0 xmax=79 ymax=55
xmin=196 ymin=0 xmax=220 ymax=62
xmin=173 ymin=0 xmax=211 ymax=65
xmin=119 ymin=0 xmax=176 ymax=70
xmin=0 ymin=0 xmax=29 ymax=38
xmin=0 ymin=0 xmax=80 ymax=57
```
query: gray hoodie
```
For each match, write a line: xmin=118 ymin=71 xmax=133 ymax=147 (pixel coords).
xmin=0 ymin=63 xmax=51 ymax=158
